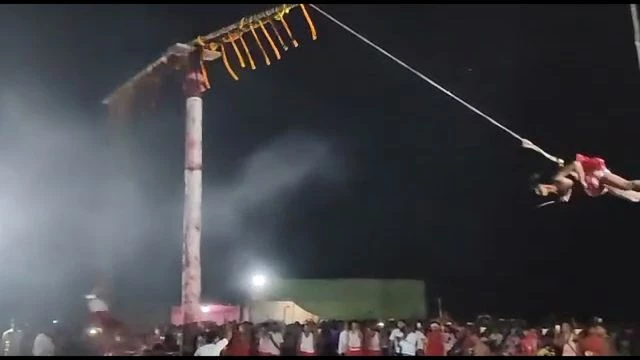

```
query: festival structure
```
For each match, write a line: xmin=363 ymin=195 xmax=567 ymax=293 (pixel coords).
xmin=102 ymin=3 xmax=640 ymax=352
xmin=102 ymin=4 xmax=317 ymax=354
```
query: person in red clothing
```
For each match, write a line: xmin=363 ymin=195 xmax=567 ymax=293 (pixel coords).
xmin=424 ymin=322 xmax=446 ymax=356
xmin=579 ymin=325 xmax=612 ymax=356
xmin=519 ymin=329 xmax=539 ymax=356
xmin=534 ymin=153 xmax=640 ymax=202
xmin=225 ymin=322 xmax=252 ymax=356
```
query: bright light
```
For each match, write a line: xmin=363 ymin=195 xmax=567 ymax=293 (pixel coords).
xmin=85 ymin=294 xmax=97 ymax=300
xmin=377 ymin=322 xmax=384 ymax=328
xmin=200 ymin=305 xmax=211 ymax=313
xmin=87 ymin=327 xmax=102 ymax=336
xmin=52 ymin=320 xmax=58 ymax=324
xmin=251 ymin=274 xmax=267 ymax=288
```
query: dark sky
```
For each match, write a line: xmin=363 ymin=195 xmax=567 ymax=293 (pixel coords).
xmin=1 ymin=4 xmax=640 ymax=326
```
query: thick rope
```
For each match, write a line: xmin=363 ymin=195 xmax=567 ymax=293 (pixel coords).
xmin=308 ymin=4 xmax=564 ymax=165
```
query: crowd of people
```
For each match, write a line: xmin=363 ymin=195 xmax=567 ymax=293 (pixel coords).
xmin=147 ymin=317 xmax=640 ymax=356
xmin=4 ymin=314 xmax=640 ymax=356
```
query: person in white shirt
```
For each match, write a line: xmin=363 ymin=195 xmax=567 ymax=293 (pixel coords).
xmin=398 ymin=324 xmax=421 ymax=356
xmin=345 ymin=322 xmax=364 ymax=356
xmin=258 ymin=323 xmax=284 ymax=356
xmin=298 ymin=322 xmax=317 ymax=356
xmin=194 ymin=329 xmax=230 ymax=356
xmin=32 ymin=332 xmax=55 ymax=356
xmin=414 ymin=322 xmax=426 ymax=355
xmin=389 ymin=321 xmax=407 ymax=355
xmin=337 ymin=322 xmax=349 ymax=356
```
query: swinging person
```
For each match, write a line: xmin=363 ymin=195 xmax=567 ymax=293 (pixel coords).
xmin=533 ymin=153 xmax=640 ymax=202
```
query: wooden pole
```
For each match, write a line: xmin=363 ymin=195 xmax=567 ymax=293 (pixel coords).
xmin=180 ymin=67 xmax=205 ymax=355
xmin=631 ymin=4 xmax=640 ymax=71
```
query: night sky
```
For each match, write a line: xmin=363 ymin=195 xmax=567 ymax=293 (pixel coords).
xmin=1 ymin=4 xmax=640 ymax=327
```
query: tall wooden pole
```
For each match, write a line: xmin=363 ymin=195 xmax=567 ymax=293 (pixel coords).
xmin=180 ymin=65 xmax=205 ymax=355
xmin=631 ymin=4 xmax=640 ymax=71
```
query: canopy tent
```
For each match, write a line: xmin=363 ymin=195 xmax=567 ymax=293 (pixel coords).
xmin=244 ymin=301 xmax=319 ymax=324
xmin=257 ymin=279 xmax=427 ymax=320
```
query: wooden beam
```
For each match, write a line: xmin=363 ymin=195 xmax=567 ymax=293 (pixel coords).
xmin=102 ymin=4 xmax=300 ymax=106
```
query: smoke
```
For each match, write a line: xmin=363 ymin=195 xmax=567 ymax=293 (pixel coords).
xmin=0 ymin=88 xmax=346 ymax=322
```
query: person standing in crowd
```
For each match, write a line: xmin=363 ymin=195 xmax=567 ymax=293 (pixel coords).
xmin=554 ymin=322 xmax=578 ymax=356
xmin=337 ymin=321 xmax=348 ymax=356
xmin=425 ymin=322 xmax=446 ymax=356
xmin=257 ymin=323 xmax=284 ymax=356
xmin=194 ymin=328 xmax=230 ymax=356
xmin=389 ymin=320 xmax=406 ymax=356
xmin=442 ymin=324 xmax=457 ymax=355
xmin=501 ymin=327 xmax=521 ymax=356
xmin=32 ymin=330 xmax=55 ymax=356
xmin=520 ymin=328 xmax=539 ymax=356
xmin=579 ymin=325 xmax=613 ymax=356
xmin=298 ymin=322 xmax=317 ymax=356
xmin=1 ymin=319 xmax=23 ymax=356
xmin=398 ymin=323 xmax=421 ymax=356
xmin=364 ymin=324 xmax=383 ymax=356
xmin=345 ymin=321 xmax=364 ymax=356
xmin=468 ymin=331 xmax=491 ymax=356
xmin=226 ymin=322 xmax=252 ymax=356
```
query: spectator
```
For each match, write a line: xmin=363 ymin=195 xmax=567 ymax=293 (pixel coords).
xmin=425 ymin=322 xmax=446 ymax=356
xmin=345 ymin=321 xmax=364 ymax=356
xmin=1 ymin=319 xmax=23 ymax=356
xmin=257 ymin=323 xmax=284 ymax=356
xmin=364 ymin=324 xmax=383 ymax=356
xmin=298 ymin=322 xmax=317 ymax=356
xmin=194 ymin=328 xmax=230 ymax=356
xmin=389 ymin=320 xmax=406 ymax=355
xmin=554 ymin=322 xmax=579 ymax=356
xmin=32 ymin=331 xmax=55 ymax=356
xmin=337 ymin=321 xmax=348 ymax=356
xmin=579 ymin=325 xmax=612 ymax=356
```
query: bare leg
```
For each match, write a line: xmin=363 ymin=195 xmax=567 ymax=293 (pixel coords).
xmin=601 ymin=172 xmax=640 ymax=191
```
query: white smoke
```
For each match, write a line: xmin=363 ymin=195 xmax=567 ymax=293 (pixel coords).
xmin=0 ymin=88 xmax=346 ymax=319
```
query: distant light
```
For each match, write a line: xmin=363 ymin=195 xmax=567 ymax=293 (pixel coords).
xmin=85 ymin=294 xmax=97 ymax=300
xmin=251 ymin=274 xmax=267 ymax=288
xmin=200 ymin=305 xmax=211 ymax=313
xmin=87 ymin=327 xmax=102 ymax=336
xmin=377 ymin=322 xmax=384 ymax=328
xmin=52 ymin=320 xmax=58 ymax=324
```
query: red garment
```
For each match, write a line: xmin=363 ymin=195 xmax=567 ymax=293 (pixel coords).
xmin=576 ymin=154 xmax=608 ymax=196
xmin=576 ymin=154 xmax=606 ymax=174
xmin=226 ymin=333 xmax=251 ymax=356
xmin=425 ymin=330 xmax=446 ymax=356
xmin=365 ymin=350 xmax=384 ymax=356
xmin=346 ymin=349 xmax=364 ymax=356
xmin=580 ymin=334 xmax=610 ymax=356
xmin=298 ymin=351 xmax=316 ymax=356
xmin=520 ymin=335 xmax=538 ymax=356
